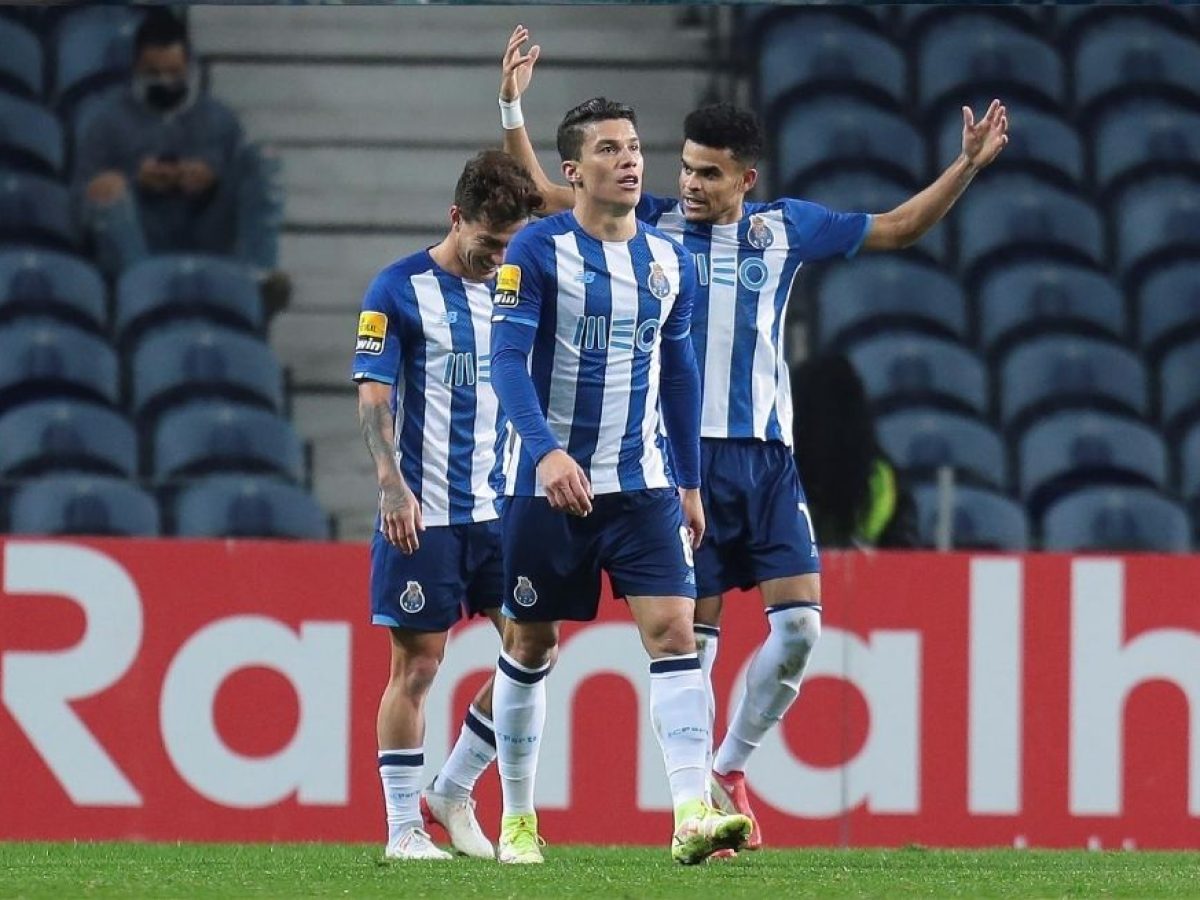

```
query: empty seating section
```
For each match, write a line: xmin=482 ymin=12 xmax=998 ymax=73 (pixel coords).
xmin=750 ymin=6 xmax=1200 ymax=548
xmin=0 ymin=10 xmax=326 ymax=539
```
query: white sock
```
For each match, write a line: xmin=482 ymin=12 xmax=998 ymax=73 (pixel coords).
xmin=714 ymin=602 xmax=821 ymax=776
xmin=693 ymin=624 xmax=720 ymax=799
xmin=432 ymin=705 xmax=496 ymax=799
xmin=378 ymin=748 xmax=424 ymax=845
xmin=493 ymin=652 xmax=550 ymax=817
xmin=649 ymin=653 xmax=709 ymax=810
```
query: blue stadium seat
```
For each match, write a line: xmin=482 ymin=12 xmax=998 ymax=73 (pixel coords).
xmin=1074 ymin=20 xmax=1200 ymax=114
xmin=53 ymin=6 xmax=144 ymax=112
xmin=848 ymin=333 xmax=988 ymax=416
xmin=1018 ymin=411 xmax=1167 ymax=514
xmin=797 ymin=172 xmax=948 ymax=264
xmin=0 ymin=18 xmax=43 ymax=99
xmin=1093 ymin=101 xmax=1200 ymax=198
xmin=1160 ymin=338 xmax=1200 ymax=435
xmin=130 ymin=323 xmax=284 ymax=422
xmin=877 ymin=409 xmax=1008 ymax=490
xmin=896 ymin=5 xmax=1043 ymax=46
xmin=977 ymin=262 xmax=1126 ymax=357
xmin=774 ymin=97 xmax=926 ymax=191
xmin=0 ymin=400 xmax=136 ymax=477
xmin=1112 ymin=175 xmax=1200 ymax=281
xmin=1054 ymin=3 xmax=1195 ymax=46
xmin=173 ymin=476 xmax=329 ymax=540
xmin=0 ymin=93 xmax=64 ymax=176
xmin=937 ymin=105 xmax=1083 ymax=187
xmin=9 ymin=474 xmax=160 ymax=537
xmin=0 ymin=248 xmax=106 ymax=332
xmin=152 ymin=401 xmax=304 ymax=483
xmin=917 ymin=16 xmax=1066 ymax=115
xmin=911 ymin=483 xmax=1029 ymax=551
xmin=817 ymin=257 xmax=967 ymax=350
xmin=0 ymin=319 xmax=119 ymax=410
xmin=1182 ymin=422 xmax=1200 ymax=505
xmin=999 ymin=336 xmax=1149 ymax=431
xmin=954 ymin=174 xmax=1105 ymax=281
xmin=1138 ymin=261 xmax=1200 ymax=359
xmin=757 ymin=15 xmax=907 ymax=117
xmin=1041 ymin=486 xmax=1192 ymax=552
xmin=0 ymin=171 xmax=76 ymax=249
xmin=115 ymin=255 xmax=264 ymax=345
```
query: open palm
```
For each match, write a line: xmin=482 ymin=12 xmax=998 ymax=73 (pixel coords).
xmin=962 ymin=99 xmax=1009 ymax=170
xmin=501 ymin=25 xmax=541 ymax=102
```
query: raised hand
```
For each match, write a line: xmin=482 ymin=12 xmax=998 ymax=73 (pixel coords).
xmin=962 ymin=98 xmax=1009 ymax=170
xmin=501 ymin=24 xmax=541 ymax=103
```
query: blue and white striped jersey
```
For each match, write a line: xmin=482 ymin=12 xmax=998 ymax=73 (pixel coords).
xmin=637 ymin=194 xmax=871 ymax=446
xmin=351 ymin=250 xmax=504 ymax=526
xmin=490 ymin=211 xmax=698 ymax=497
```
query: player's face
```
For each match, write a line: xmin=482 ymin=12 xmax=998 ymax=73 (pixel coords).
xmin=453 ymin=213 xmax=525 ymax=281
xmin=678 ymin=140 xmax=757 ymax=225
xmin=567 ymin=118 xmax=643 ymax=208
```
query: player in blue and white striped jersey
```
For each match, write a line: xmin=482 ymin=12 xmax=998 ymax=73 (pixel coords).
xmin=352 ymin=150 xmax=542 ymax=862
xmin=498 ymin=25 xmax=1009 ymax=849
xmin=487 ymin=97 xmax=751 ymax=866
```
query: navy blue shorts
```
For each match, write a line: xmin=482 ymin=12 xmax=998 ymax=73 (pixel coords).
xmin=370 ymin=520 xmax=503 ymax=632
xmin=693 ymin=439 xmax=820 ymax=597
xmin=500 ymin=488 xmax=696 ymax=622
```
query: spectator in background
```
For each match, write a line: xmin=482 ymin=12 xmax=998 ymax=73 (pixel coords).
xmin=792 ymin=353 xmax=918 ymax=549
xmin=74 ymin=10 xmax=288 ymax=311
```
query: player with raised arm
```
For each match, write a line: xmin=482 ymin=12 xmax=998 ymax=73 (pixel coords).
xmin=498 ymin=25 xmax=1008 ymax=849
xmin=353 ymin=150 xmax=542 ymax=861
xmin=487 ymin=97 xmax=752 ymax=866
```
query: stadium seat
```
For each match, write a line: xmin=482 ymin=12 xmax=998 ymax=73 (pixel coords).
xmin=1041 ymin=486 xmax=1192 ymax=552
xmin=757 ymin=15 xmax=907 ymax=117
xmin=115 ymin=254 xmax=264 ymax=345
xmin=877 ymin=409 xmax=1008 ymax=490
xmin=954 ymin=174 xmax=1105 ymax=281
xmin=173 ymin=475 xmax=330 ymax=540
xmin=0 ymin=18 xmax=43 ymax=99
xmin=1018 ymin=411 xmax=1167 ymax=514
xmin=895 ymin=4 xmax=1043 ymax=47
xmin=53 ymin=6 xmax=144 ymax=112
xmin=773 ymin=97 xmax=926 ymax=191
xmin=0 ymin=171 xmax=77 ymax=249
xmin=816 ymin=257 xmax=967 ymax=350
xmin=0 ymin=93 xmax=65 ymax=176
xmin=0 ymin=318 xmax=119 ymax=410
xmin=130 ymin=323 xmax=284 ymax=422
xmin=1159 ymin=338 xmax=1200 ymax=435
xmin=936 ymin=105 xmax=1083 ymax=188
xmin=917 ymin=15 xmax=1066 ymax=115
xmin=911 ymin=483 xmax=1029 ymax=550
xmin=1182 ymin=422 xmax=1200 ymax=505
xmin=0 ymin=400 xmax=137 ymax=477
xmin=999 ymin=335 xmax=1149 ymax=432
xmin=1053 ymin=3 xmax=1195 ymax=47
xmin=152 ymin=401 xmax=304 ymax=484
xmin=848 ymin=333 xmax=988 ymax=416
xmin=1093 ymin=101 xmax=1200 ymax=199
xmin=977 ymin=262 xmax=1126 ymax=358
xmin=1112 ymin=175 xmax=1200 ymax=282
xmin=796 ymin=171 xmax=948 ymax=264
xmin=1074 ymin=20 xmax=1200 ymax=115
xmin=9 ymin=474 xmax=160 ymax=537
xmin=0 ymin=248 xmax=107 ymax=332
xmin=1138 ymin=261 xmax=1200 ymax=359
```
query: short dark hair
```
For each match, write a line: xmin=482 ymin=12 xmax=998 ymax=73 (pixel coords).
xmin=683 ymin=103 xmax=764 ymax=167
xmin=454 ymin=150 xmax=543 ymax=228
xmin=134 ymin=9 xmax=190 ymax=59
xmin=556 ymin=97 xmax=637 ymax=161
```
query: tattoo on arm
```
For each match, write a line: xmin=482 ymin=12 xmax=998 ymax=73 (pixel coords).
xmin=358 ymin=395 xmax=399 ymax=476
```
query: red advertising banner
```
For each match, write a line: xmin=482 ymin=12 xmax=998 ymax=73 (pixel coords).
xmin=1 ymin=538 xmax=1197 ymax=848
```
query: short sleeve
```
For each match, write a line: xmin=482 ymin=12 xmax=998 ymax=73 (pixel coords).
xmin=350 ymin=273 xmax=403 ymax=384
xmin=784 ymin=199 xmax=872 ymax=261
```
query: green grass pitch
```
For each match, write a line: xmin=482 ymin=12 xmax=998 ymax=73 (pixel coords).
xmin=2 ymin=843 xmax=1198 ymax=898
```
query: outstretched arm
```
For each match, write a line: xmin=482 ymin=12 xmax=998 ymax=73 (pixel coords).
xmin=500 ymin=25 xmax=574 ymax=215
xmin=863 ymin=98 xmax=1009 ymax=251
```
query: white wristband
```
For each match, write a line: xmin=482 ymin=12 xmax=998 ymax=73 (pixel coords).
xmin=499 ymin=96 xmax=524 ymax=130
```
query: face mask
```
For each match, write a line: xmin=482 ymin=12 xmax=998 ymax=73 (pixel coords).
xmin=133 ymin=75 xmax=190 ymax=112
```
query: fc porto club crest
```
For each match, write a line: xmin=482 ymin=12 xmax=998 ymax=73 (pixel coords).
xmin=513 ymin=576 xmax=538 ymax=607
xmin=647 ymin=262 xmax=672 ymax=300
xmin=747 ymin=214 xmax=775 ymax=250
xmin=400 ymin=580 xmax=426 ymax=613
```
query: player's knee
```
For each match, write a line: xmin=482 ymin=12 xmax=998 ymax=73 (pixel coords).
xmin=503 ymin=622 xmax=557 ymax=670
xmin=399 ymin=652 xmax=442 ymax=698
xmin=642 ymin=620 xmax=696 ymax=659
xmin=769 ymin=605 xmax=821 ymax=680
